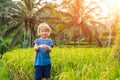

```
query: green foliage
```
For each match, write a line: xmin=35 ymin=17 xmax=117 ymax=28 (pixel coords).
xmin=0 ymin=37 xmax=9 ymax=54
xmin=3 ymin=0 xmax=60 ymax=48
xmin=2 ymin=47 xmax=120 ymax=80
xmin=111 ymin=30 xmax=120 ymax=60
xmin=2 ymin=48 xmax=34 ymax=80
xmin=0 ymin=60 xmax=9 ymax=80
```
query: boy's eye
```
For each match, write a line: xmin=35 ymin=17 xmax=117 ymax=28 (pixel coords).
xmin=40 ymin=30 xmax=48 ymax=32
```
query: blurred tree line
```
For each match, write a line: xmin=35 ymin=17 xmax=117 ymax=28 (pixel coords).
xmin=0 ymin=0 xmax=120 ymax=58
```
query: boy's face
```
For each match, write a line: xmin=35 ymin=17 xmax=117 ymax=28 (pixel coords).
xmin=39 ymin=28 xmax=49 ymax=39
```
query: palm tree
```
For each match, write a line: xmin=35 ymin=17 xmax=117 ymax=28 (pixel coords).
xmin=56 ymin=0 xmax=110 ymax=47
xmin=4 ymin=0 xmax=59 ymax=48
xmin=0 ymin=0 xmax=12 ymax=28
xmin=0 ymin=0 xmax=12 ymax=53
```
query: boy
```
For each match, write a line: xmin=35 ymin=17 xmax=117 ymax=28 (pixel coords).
xmin=34 ymin=22 xmax=53 ymax=80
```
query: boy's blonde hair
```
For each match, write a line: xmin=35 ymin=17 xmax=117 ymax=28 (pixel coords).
xmin=37 ymin=22 xmax=51 ymax=36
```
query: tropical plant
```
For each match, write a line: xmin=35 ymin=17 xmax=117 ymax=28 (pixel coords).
xmin=0 ymin=37 xmax=9 ymax=55
xmin=56 ymin=0 xmax=111 ymax=47
xmin=0 ymin=0 xmax=13 ymax=54
xmin=4 ymin=0 xmax=60 ymax=48
xmin=0 ymin=0 xmax=12 ymax=26
xmin=2 ymin=47 xmax=120 ymax=80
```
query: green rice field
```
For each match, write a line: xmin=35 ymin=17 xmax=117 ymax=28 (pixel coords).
xmin=1 ymin=47 xmax=120 ymax=80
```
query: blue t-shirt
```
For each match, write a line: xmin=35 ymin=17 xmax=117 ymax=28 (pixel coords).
xmin=34 ymin=38 xmax=53 ymax=66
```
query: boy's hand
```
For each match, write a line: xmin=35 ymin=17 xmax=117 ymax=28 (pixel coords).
xmin=40 ymin=44 xmax=52 ymax=52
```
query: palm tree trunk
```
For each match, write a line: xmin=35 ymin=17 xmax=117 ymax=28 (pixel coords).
xmin=23 ymin=29 xmax=27 ymax=48
xmin=78 ymin=25 xmax=80 ymax=47
xmin=74 ymin=33 xmax=76 ymax=46
xmin=56 ymin=34 xmax=60 ymax=47
xmin=95 ymin=37 xmax=102 ymax=47
xmin=107 ymin=27 xmax=113 ymax=47
xmin=29 ymin=23 xmax=32 ymax=47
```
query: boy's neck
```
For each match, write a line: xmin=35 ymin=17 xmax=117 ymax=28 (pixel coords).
xmin=40 ymin=37 xmax=48 ymax=40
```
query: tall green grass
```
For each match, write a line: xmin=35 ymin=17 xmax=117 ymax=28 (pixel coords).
xmin=2 ymin=47 xmax=120 ymax=80
xmin=0 ymin=60 xmax=9 ymax=80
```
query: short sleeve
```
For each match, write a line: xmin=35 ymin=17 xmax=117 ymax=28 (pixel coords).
xmin=49 ymin=39 xmax=54 ymax=47
xmin=33 ymin=39 xmax=38 ymax=46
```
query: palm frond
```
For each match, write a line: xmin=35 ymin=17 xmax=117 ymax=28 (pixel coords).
xmin=34 ymin=4 xmax=52 ymax=16
xmin=4 ymin=22 xmax=22 ymax=37
xmin=8 ymin=27 xmax=22 ymax=47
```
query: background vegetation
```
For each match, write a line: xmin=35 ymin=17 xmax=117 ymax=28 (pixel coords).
xmin=0 ymin=0 xmax=120 ymax=52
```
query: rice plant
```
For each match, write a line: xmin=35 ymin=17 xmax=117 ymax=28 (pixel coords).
xmin=2 ymin=47 xmax=120 ymax=80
